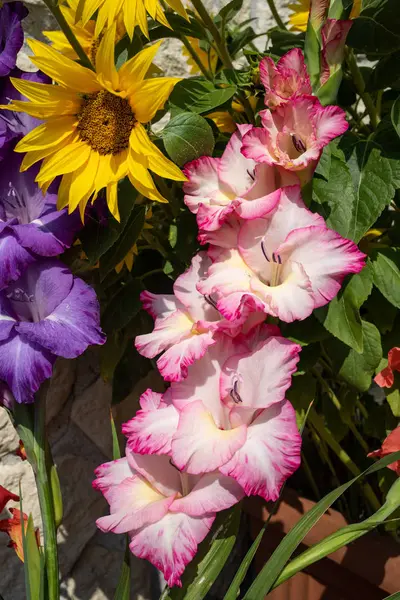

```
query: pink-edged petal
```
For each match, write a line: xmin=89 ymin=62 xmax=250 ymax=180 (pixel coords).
xmin=196 ymin=202 xmax=236 ymax=232
xmin=220 ymin=335 xmax=301 ymax=409
xmin=170 ymin=472 xmax=244 ymax=516
xmin=123 ymin=403 xmax=179 ymax=455
xmin=126 ymin=450 xmax=182 ymax=498
xmin=173 ymin=252 xmax=218 ymax=321
xmin=250 ymin=261 xmax=314 ymax=322
xmin=216 ymin=291 xmax=266 ymax=323
xmin=237 ymin=183 xmax=281 ymax=220
xmin=220 ymin=400 xmax=301 ymax=501
xmin=139 ymin=388 xmax=164 ymax=411
xmin=93 ymin=457 xmax=133 ymax=493
xmin=135 ymin=309 xmax=194 ymax=358
xmin=312 ymin=102 xmax=348 ymax=147
xmin=140 ymin=290 xmax=180 ymax=319
xmin=278 ymin=48 xmax=310 ymax=88
xmin=183 ymin=156 xmax=221 ymax=214
xmin=198 ymin=248 xmax=253 ymax=303
xmin=277 ymin=225 xmax=366 ymax=308
xmin=259 ymin=56 xmax=276 ymax=97
xmin=171 ymin=400 xmax=247 ymax=474
xmin=218 ymin=125 xmax=255 ymax=195
xmin=96 ymin=474 xmax=175 ymax=534
xmin=157 ymin=331 xmax=216 ymax=382
xmin=241 ymin=126 xmax=275 ymax=164
xmin=129 ymin=511 xmax=215 ymax=588
xmin=238 ymin=185 xmax=324 ymax=265
xmin=198 ymin=216 xmax=241 ymax=250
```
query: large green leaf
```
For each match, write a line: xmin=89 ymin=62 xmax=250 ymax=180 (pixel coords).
xmin=273 ymin=477 xmax=400 ymax=590
xmin=101 ymin=279 xmax=144 ymax=333
xmin=313 ymin=141 xmax=398 ymax=243
xmin=161 ymin=504 xmax=241 ymax=600
xmin=114 ymin=542 xmax=131 ymax=600
xmin=391 ymin=95 xmax=400 ymax=139
xmin=99 ymin=206 xmax=146 ymax=280
xmin=370 ymin=249 xmax=400 ymax=309
xmin=242 ymin=451 xmax=400 ymax=600
xmin=326 ymin=320 xmax=382 ymax=391
xmin=162 ymin=113 xmax=215 ymax=166
xmin=366 ymin=52 xmax=400 ymax=91
xmin=315 ymin=267 xmax=373 ymax=352
xmin=347 ymin=0 xmax=400 ymax=56
xmin=169 ymin=79 xmax=236 ymax=115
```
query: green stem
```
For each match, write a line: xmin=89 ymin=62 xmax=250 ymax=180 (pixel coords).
xmin=34 ymin=391 xmax=59 ymax=600
xmin=302 ymin=451 xmax=321 ymax=500
xmin=139 ymin=268 xmax=165 ymax=280
xmin=309 ymin=409 xmax=381 ymax=513
xmin=41 ymin=0 xmax=94 ymax=70
xmin=180 ymin=35 xmax=212 ymax=80
xmin=266 ymin=0 xmax=287 ymax=29
xmin=356 ymin=398 xmax=369 ymax=420
xmin=345 ymin=48 xmax=378 ymax=130
xmin=312 ymin=368 xmax=369 ymax=453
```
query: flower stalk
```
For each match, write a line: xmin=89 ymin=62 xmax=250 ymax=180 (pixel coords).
xmin=345 ymin=48 xmax=379 ymax=129
xmin=266 ymin=0 xmax=287 ymax=30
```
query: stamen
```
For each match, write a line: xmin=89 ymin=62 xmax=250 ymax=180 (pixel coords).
xmin=247 ymin=168 xmax=255 ymax=181
xmin=204 ymin=294 xmax=218 ymax=310
xmin=261 ymin=240 xmax=270 ymax=262
xmin=77 ymin=90 xmax=136 ymax=155
xmin=291 ymin=134 xmax=306 ymax=154
xmin=230 ymin=379 xmax=242 ymax=404
xmin=6 ymin=288 xmax=34 ymax=303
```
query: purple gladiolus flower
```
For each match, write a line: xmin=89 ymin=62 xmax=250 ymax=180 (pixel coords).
xmin=0 ymin=69 xmax=49 ymax=159
xmin=0 ymin=259 xmax=106 ymax=403
xmin=0 ymin=152 xmax=81 ymax=289
xmin=0 ymin=2 xmax=27 ymax=77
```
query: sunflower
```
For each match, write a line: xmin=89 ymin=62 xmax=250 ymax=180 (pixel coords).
xmin=43 ymin=0 xmax=124 ymax=62
xmin=2 ymin=26 xmax=185 ymax=221
xmin=77 ymin=0 xmax=188 ymax=40
xmin=288 ymin=0 xmax=361 ymax=31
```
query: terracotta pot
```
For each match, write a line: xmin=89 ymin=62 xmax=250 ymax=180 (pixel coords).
xmin=243 ymin=488 xmax=400 ymax=600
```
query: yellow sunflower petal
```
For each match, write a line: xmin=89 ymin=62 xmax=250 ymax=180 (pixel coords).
xmin=68 ymin=150 xmax=99 ymax=212
xmin=110 ymin=149 xmax=129 ymax=181
xmin=80 ymin=0 xmax=103 ymax=25
xmin=107 ymin=182 xmax=120 ymax=220
xmin=122 ymin=0 xmax=136 ymax=38
xmin=119 ymin=41 xmax=162 ymax=87
xmin=19 ymin=134 xmax=77 ymax=171
xmin=27 ymin=39 xmax=101 ymax=93
xmin=146 ymin=143 xmax=186 ymax=181
xmin=132 ymin=0 xmax=149 ymax=39
xmin=154 ymin=3 xmax=171 ymax=28
xmin=96 ymin=23 xmax=119 ymax=90
xmin=15 ymin=117 xmax=77 ymax=152
xmin=79 ymin=187 xmax=95 ymax=222
xmin=95 ymin=3 xmax=109 ymax=38
xmin=127 ymin=150 xmax=153 ymax=188
xmin=36 ymin=141 xmax=91 ymax=182
xmin=57 ymin=173 xmax=74 ymax=210
xmin=7 ymin=99 xmax=79 ymax=120
xmin=165 ymin=0 xmax=188 ymax=20
xmin=128 ymin=171 xmax=168 ymax=203
xmin=9 ymin=78 xmax=78 ymax=103
xmin=130 ymin=77 xmax=181 ymax=123
xmin=95 ymin=154 xmax=114 ymax=192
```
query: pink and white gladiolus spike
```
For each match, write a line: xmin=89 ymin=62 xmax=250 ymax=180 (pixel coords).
xmin=183 ymin=124 xmax=297 ymax=231
xmin=135 ymin=252 xmax=263 ymax=382
xmin=320 ymin=19 xmax=353 ymax=86
xmin=259 ymin=48 xmax=312 ymax=109
xmin=93 ymin=449 xmax=243 ymax=587
xmin=241 ymin=95 xmax=348 ymax=183
xmin=198 ymin=186 xmax=366 ymax=323
xmin=124 ymin=327 xmax=302 ymax=501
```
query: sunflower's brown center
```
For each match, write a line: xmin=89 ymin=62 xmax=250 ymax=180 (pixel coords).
xmin=77 ymin=90 xmax=135 ymax=155
xmin=89 ymin=38 xmax=100 ymax=64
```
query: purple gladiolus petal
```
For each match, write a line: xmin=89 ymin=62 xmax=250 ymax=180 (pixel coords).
xmin=17 ymin=276 xmax=106 ymax=358
xmin=0 ymin=295 xmax=16 ymax=341
xmin=0 ymin=2 xmax=28 ymax=77
xmin=0 ymin=232 xmax=35 ymax=290
xmin=0 ymin=331 xmax=55 ymax=403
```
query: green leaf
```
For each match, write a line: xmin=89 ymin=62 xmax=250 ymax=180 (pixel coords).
xmin=169 ymin=79 xmax=236 ymax=115
xmin=384 ymin=593 xmax=400 ymax=600
xmin=162 ymin=113 xmax=215 ymax=167
xmin=314 ymin=144 xmax=331 ymax=180
xmin=242 ymin=451 xmax=400 ymax=600
xmin=313 ymin=141 xmax=397 ymax=243
xmin=366 ymin=51 xmax=400 ymax=91
xmin=391 ymin=95 xmax=400 ymax=138
xmin=218 ymin=0 xmax=243 ymax=22
xmin=286 ymin=373 xmax=316 ymax=428
xmin=79 ymin=179 xmax=137 ymax=265
xmin=148 ymin=14 xmax=205 ymax=40
xmin=370 ymin=249 xmax=400 ymax=308
xmin=110 ymin=409 xmax=121 ymax=460
xmin=315 ymin=267 xmax=373 ymax=352
xmin=161 ymin=504 xmax=241 ymax=600
xmin=387 ymin=385 xmax=400 ymax=417
xmin=273 ymin=476 xmax=400 ymax=590
xmin=347 ymin=0 xmax=400 ymax=56
xmin=327 ymin=320 xmax=382 ymax=391
xmin=114 ymin=541 xmax=131 ymax=600
xmin=99 ymin=206 xmax=146 ymax=280
xmin=101 ymin=279 xmax=144 ymax=333
xmin=20 ymin=493 xmax=42 ymax=600
xmin=269 ymin=28 xmax=305 ymax=56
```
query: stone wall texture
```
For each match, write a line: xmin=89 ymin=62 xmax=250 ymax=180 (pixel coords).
xmin=0 ymin=0 xmax=289 ymax=598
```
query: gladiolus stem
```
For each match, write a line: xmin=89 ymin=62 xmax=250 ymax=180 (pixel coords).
xmin=180 ymin=35 xmax=213 ymax=80
xmin=265 ymin=0 xmax=287 ymax=30
xmin=309 ymin=409 xmax=381 ymax=513
xmin=41 ymin=0 xmax=94 ymax=71
xmin=345 ymin=48 xmax=379 ymax=129
xmin=33 ymin=390 xmax=60 ymax=600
